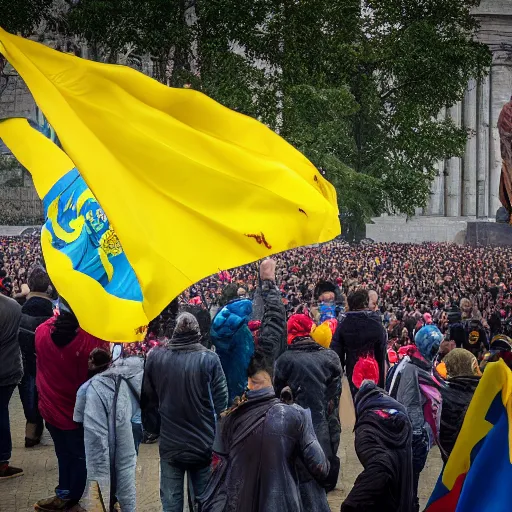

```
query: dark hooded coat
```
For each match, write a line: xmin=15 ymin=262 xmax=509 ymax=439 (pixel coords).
xmin=199 ymin=387 xmax=329 ymax=512
xmin=341 ymin=382 xmax=413 ymax=512
xmin=439 ymin=375 xmax=480 ymax=463
xmin=331 ymin=311 xmax=387 ymax=398
xmin=274 ymin=338 xmax=342 ymax=502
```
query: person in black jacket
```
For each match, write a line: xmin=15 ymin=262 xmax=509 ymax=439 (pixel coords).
xmin=274 ymin=314 xmax=342 ymax=510
xmin=330 ymin=289 xmax=387 ymax=399
xmin=141 ymin=313 xmax=228 ymax=512
xmin=341 ymin=381 xmax=413 ymax=512
xmin=18 ymin=266 xmax=53 ymax=448
xmin=0 ymin=288 xmax=23 ymax=480
xmin=439 ymin=348 xmax=481 ymax=463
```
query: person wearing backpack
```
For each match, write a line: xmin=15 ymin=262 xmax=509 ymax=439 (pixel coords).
xmin=74 ymin=348 xmax=144 ymax=512
xmin=387 ymin=324 xmax=443 ymax=512
xmin=460 ymin=318 xmax=489 ymax=360
xmin=331 ymin=289 xmax=388 ymax=399
xmin=199 ymin=350 xmax=329 ymax=512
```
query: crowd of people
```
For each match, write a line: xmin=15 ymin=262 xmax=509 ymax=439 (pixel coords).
xmin=1 ymin=234 xmax=512 ymax=512
xmin=3 ymin=236 xmax=512 ymax=333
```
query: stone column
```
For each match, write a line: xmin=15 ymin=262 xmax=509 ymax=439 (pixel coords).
xmin=425 ymin=164 xmax=442 ymax=216
xmin=477 ymin=75 xmax=490 ymax=218
xmin=427 ymin=108 xmax=446 ymax=216
xmin=489 ymin=51 xmax=512 ymax=217
xmin=463 ymin=79 xmax=478 ymax=216
xmin=446 ymin=102 xmax=462 ymax=217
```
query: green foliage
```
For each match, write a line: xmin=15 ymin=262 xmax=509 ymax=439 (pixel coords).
xmin=0 ymin=0 xmax=53 ymax=35
xmin=351 ymin=0 xmax=491 ymax=220
xmin=32 ymin=0 xmax=493 ymax=237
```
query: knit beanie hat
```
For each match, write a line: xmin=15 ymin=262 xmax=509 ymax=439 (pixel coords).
xmin=444 ymin=348 xmax=480 ymax=378
xmin=174 ymin=312 xmax=200 ymax=336
xmin=287 ymin=314 xmax=314 ymax=344
xmin=311 ymin=320 xmax=336 ymax=348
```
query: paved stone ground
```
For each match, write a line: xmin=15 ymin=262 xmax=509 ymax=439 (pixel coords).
xmin=0 ymin=381 xmax=442 ymax=511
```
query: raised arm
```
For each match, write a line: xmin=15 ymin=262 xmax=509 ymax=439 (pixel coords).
xmin=257 ymin=259 xmax=287 ymax=362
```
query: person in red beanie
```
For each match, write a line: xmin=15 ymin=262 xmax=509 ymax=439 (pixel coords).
xmin=286 ymin=313 xmax=314 ymax=345
xmin=274 ymin=313 xmax=342 ymax=509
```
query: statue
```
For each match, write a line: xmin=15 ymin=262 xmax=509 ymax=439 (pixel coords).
xmin=498 ymin=97 xmax=512 ymax=222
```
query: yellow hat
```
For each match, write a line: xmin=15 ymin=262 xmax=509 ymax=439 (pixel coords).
xmin=311 ymin=321 xmax=332 ymax=348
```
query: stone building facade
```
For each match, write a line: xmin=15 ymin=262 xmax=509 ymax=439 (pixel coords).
xmin=1 ymin=1 xmax=511 ymax=236
xmin=0 ymin=71 xmax=43 ymax=225
xmin=368 ymin=0 xmax=512 ymax=242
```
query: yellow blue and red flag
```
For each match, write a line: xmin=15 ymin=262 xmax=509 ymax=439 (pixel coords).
xmin=426 ymin=359 xmax=512 ymax=512
xmin=0 ymin=29 xmax=340 ymax=342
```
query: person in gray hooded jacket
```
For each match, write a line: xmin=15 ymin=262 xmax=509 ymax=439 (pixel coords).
xmin=141 ymin=312 xmax=228 ymax=512
xmin=74 ymin=352 xmax=144 ymax=512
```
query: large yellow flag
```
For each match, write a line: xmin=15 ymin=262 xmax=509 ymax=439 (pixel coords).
xmin=0 ymin=29 xmax=340 ymax=342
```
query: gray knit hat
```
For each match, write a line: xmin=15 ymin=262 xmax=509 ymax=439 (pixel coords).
xmin=174 ymin=312 xmax=200 ymax=336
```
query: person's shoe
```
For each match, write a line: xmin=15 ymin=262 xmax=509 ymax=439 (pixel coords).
xmin=0 ymin=463 xmax=24 ymax=480
xmin=143 ymin=432 xmax=159 ymax=444
xmin=25 ymin=437 xmax=41 ymax=448
xmin=34 ymin=496 xmax=70 ymax=511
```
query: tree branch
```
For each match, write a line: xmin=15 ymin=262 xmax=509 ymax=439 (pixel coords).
xmin=380 ymin=69 xmax=431 ymax=101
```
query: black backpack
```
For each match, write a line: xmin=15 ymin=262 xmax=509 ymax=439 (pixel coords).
xmin=462 ymin=319 xmax=488 ymax=357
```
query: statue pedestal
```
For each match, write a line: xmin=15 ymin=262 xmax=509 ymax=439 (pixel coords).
xmin=466 ymin=221 xmax=512 ymax=246
xmin=366 ymin=216 xmax=472 ymax=244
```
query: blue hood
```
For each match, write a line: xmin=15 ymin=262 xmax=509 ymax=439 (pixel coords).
xmin=211 ymin=299 xmax=253 ymax=339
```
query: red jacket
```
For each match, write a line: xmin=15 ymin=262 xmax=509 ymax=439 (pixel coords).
xmin=35 ymin=317 xmax=109 ymax=430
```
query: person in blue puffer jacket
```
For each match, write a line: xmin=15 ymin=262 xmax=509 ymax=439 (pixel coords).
xmin=211 ymin=299 xmax=254 ymax=404
xmin=211 ymin=259 xmax=287 ymax=404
